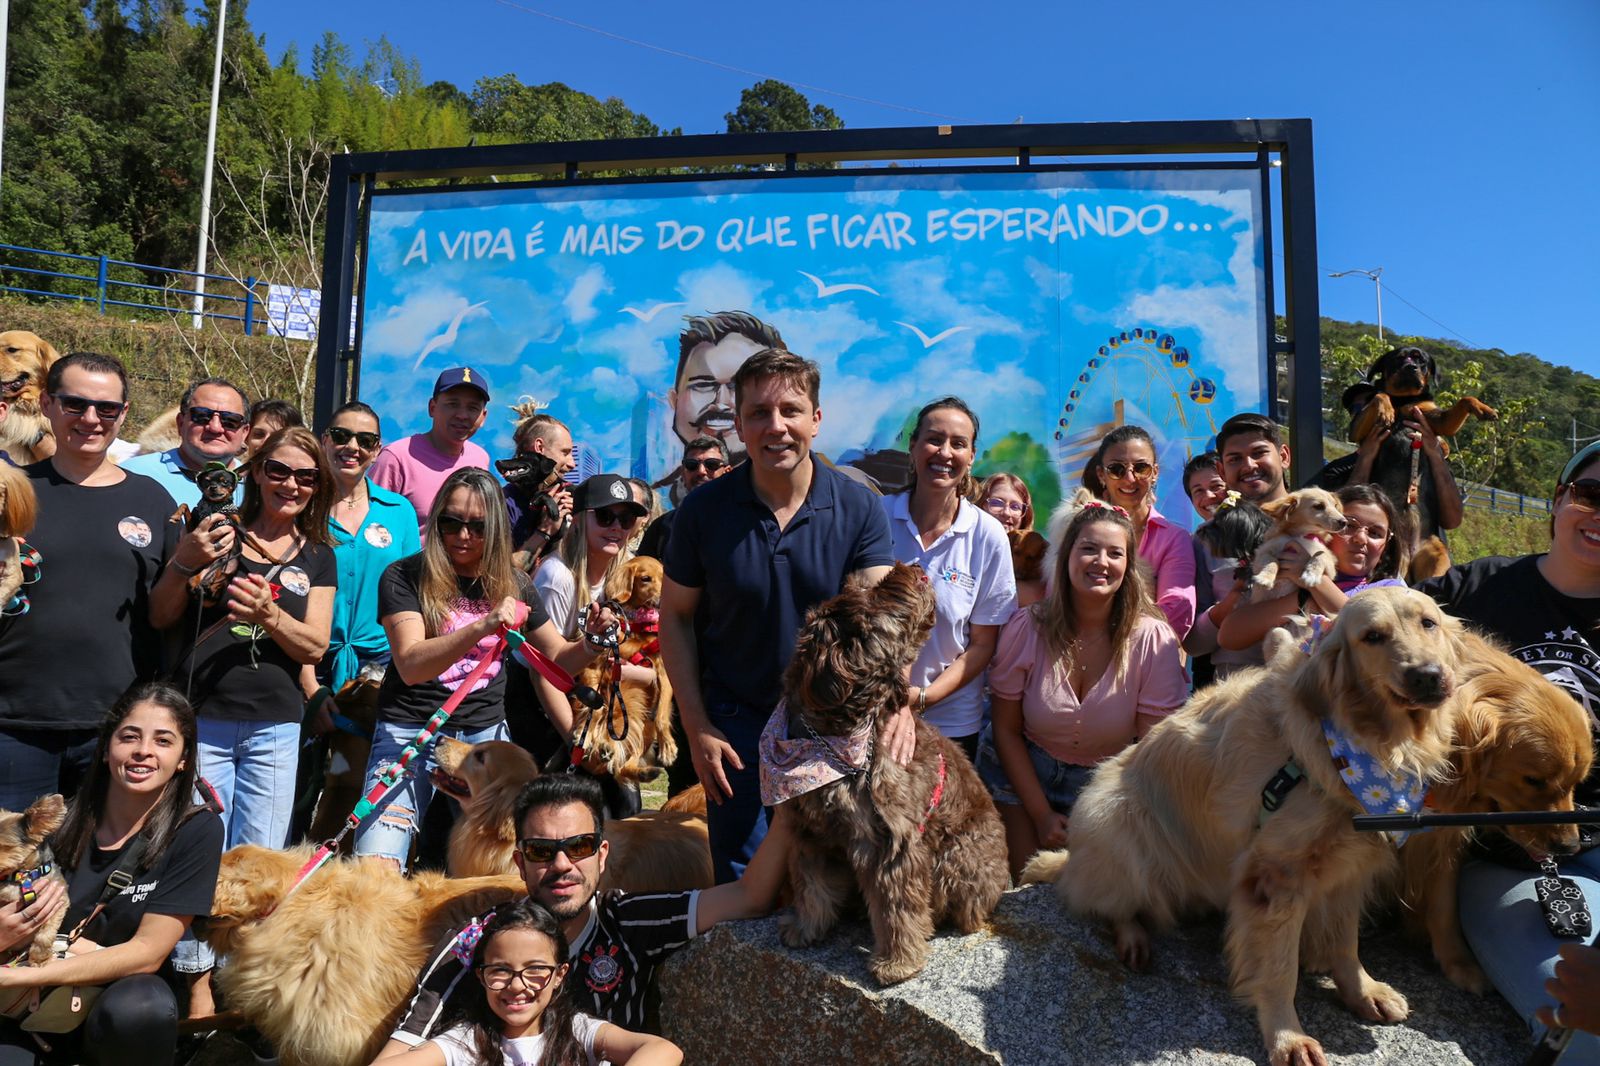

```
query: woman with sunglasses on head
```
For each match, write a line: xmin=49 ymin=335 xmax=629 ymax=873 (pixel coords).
xmin=1416 ymin=443 xmax=1600 ymax=1060
xmin=1081 ymin=425 xmax=1196 ymax=640
xmin=979 ymin=473 xmax=1034 ymax=533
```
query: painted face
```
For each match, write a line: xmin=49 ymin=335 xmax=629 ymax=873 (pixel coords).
xmin=1096 ymin=439 xmax=1157 ymax=512
xmin=183 ymin=384 xmax=249 ymax=466
xmin=1067 ymin=519 xmax=1130 ymax=603
xmin=256 ymin=444 xmax=319 ymax=521
xmin=437 ymin=485 xmax=489 ymax=573
xmin=670 ymin=333 xmax=764 ymax=458
xmin=106 ymin=701 xmax=186 ymax=797
xmin=44 ymin=366 xmax=127 ymax=458
xmin=733 ymin=377 xmax=821 ymax=476
xmin=1186 ymin=468 xmax=1229 ymax=521
xmin=910 ymin=408 xmax=976 ymax=497
xmin=322 ymin=412 xmax=382 ymax=480
xmin=1330 ymin=500 xmax=1389 ymax=578
xmin=982 ymin=481 xmax=1028 ymax=531
xmin=1220 ymin=433 xmax=1290 ymax=503
xmin=1553 ymin=458 xmax=1600 ymax=572
xmin=513 ymin=801 xmax=608 ymax=922
xmin=476 ymin=927 xmax=568 ymax=1037
xmin=428 ymin=386 xmax=488 ymax=445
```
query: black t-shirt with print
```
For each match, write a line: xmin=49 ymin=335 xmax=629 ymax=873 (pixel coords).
xmin=56 ymin=809 xmax=224 ymax=949
xmin=0 ymin=462 xmax=178 ymax=730
xmin=375 ymin=555 xmax=549 ymax=731
xmin=167 ymin=541 xmax=337 ymax=723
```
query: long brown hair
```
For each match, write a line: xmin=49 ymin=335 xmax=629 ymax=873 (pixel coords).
xmin=238 ymin=426 xmax=334 ymax=547
xmin=453 ymin=899 xmax=581 ymax=1066
xmin=1032 ymin=504 xmax=1162 ymax=682
xmin=418 ymin=467 xmax=520 ymax=636
xmin=902 ymin=396 xmax=981 ymax=503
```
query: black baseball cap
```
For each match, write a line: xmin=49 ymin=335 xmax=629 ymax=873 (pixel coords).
xmin=432 ymin=366 xmax=490 ymax=401
xmin=573 ymin=474 xmax=648 ymax=515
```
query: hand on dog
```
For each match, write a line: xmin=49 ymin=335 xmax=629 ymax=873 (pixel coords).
xmin=1536 ymin=944 xmax=1600 ymax=1036
xmin=880 ymin=703 xmax=918 ymax=766
xmin=689 ymin=724 xmax=741 ymax=804
xmin=540 ymin=486 xmax=573 ymax=537
xmin=226 ymin=574 xmax=278 ymax=627
xmin=0 ymin=876 xmax=65 ymax=954
xmin=1355 ymin=423 xmax=1391 ymax=467
xmin=309 ymin=696 xmax=339 ymax=736
xmin=1032 ymin=809 xmax=1070 ymax=851
xmin=174 ymin=512 xmax=235 ymax=573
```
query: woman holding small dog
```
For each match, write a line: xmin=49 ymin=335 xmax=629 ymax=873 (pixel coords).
xmin=976 ymin=500 xmax=1187 ymax=877
xmin=0 ymin=683 xmax=222 ymax=1066
xmin=882 ymin=398 xmax=1016 ymax=758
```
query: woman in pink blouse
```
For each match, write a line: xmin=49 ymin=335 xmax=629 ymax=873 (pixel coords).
xmin=975 ymin=500 xmax=1189 ymax=877
xmin=1080 ymin=425 xmax=1196 ymax=639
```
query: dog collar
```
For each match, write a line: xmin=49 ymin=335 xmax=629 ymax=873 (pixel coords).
xmin=7 ymin=848 xmax=54 ymax=906
xmin=627 ymin=607 xmax=660 ymax=635
xmin=916 ymin=753 xmax=947 ymax=835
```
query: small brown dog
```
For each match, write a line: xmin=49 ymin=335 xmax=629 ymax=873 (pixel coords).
xmin=1249 ymin=487 xmax=1347 ymax=600
xmin=304 ymin=665 xmax=384 ymax=851
xmin=1007 ymin=528 xmax=1048 ymax=605
xmin=431 ymin=737 xmax=713 ymax=894
xmin=0 ymin=331 xmax=60 ymax=465
xmin=0 ymin=795 xmax=69 ymax=967
xmin=0 ymin=464 xmax=38 ymax=614
xmin=777 ymin=562 xmax=1009 ymax=986
xmin=571 ymin=555 xmax=676 ymax=783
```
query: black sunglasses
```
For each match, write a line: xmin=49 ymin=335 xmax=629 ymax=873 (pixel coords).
xmin=261 ymin=458 xmax=318 ymax=488
xmin=516 ymin=831 xmax=602 ymax=864
xmin=187 ymin=405 xmax=247 ymax=432
xmin=437 ymin=513 xmax=487 ymax=538
xmin=325 ymin=426 xmax=381 ymax=450
xmin=1561 ymin=479 xmax=1600 ymax=512
xmin=52 ymin=393 xmax=127 ymax=420
xmin=1101 ymin=460 xmax=1155 ymax=481
xmin=592 ymin=507 xmax=641 ymax=530
xmin=683 ymin=457 xmax=725 ymax=474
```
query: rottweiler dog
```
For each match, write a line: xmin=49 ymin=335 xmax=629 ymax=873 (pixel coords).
xmin=1342 ymin=345 xmax=1498 ymax=448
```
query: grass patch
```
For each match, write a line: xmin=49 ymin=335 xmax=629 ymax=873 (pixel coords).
xmin=1450 ymin=508 xmax=1550 ymax=563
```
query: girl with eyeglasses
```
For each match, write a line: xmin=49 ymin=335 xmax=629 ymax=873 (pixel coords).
xmin=379 ymin=899 xmax=680 ymax=1066
xmin=979 ymin=473 xmax=1034 ymax=533
xmin=149 ymin=425 xmax=336 ymax=1014
xmin=1080 ymin=425 xmax=1197 ymax=640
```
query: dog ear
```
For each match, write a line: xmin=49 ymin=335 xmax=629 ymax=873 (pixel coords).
xmin=1294 ymin=620 xmax=1349 ymax=717
xmin=22 ymin=794 xmax=66 ymax=841
xmin=1260 ymin=495 xmax=1294 ymax=522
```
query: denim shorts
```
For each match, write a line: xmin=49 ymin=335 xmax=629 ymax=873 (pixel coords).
xmin=974 ymin=723 xmax=1095 ymax=814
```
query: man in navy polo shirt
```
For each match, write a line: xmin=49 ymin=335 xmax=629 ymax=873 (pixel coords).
xmin=661 ymin=348 xmax=909 ymax=882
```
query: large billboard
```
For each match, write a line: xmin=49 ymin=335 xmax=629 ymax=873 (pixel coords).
xmin=358 ymin=168 xmax=1267 ymax=525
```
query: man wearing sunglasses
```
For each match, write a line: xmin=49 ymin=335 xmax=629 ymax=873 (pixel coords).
xmin=371 ymin=366 xmax=493 ymax=539
xmin=0 ymin=353 xmax=179 ymax=809
xmin=382 ymin=772 xmax=793 ymax=1055
xmin=636 ymin=435 xmax=730 ymax=565
xmin=120 ymin=377 xmax=250 ymax=508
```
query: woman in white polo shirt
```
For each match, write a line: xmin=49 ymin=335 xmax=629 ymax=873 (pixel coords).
xmin=881 ymin=397 xmax=1017 ymax=760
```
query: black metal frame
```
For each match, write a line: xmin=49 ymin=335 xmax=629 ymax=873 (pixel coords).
xmin=316 ymin=120 xmax=1321 ymax=481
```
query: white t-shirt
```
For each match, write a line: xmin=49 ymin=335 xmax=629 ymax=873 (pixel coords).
xmin=533 ymin=558 xmax=605 ymax=640
xmin=882 ymin=494 xmax=1018 ymax=737
xmin=432 ymin=1013 xmax=604 ymax=1065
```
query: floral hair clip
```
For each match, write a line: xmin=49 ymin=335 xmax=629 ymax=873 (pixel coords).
xmin=1081 ymin=499 xmax=1130 ymax=518
xmin=1214 ymin=490 xmax=1243 ymax=513
xmin=452 ymin=912 xmax=492 ymax=966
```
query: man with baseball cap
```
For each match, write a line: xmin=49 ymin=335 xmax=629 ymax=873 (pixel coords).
xmin=371 ymin=366 xmax=492 ymax=537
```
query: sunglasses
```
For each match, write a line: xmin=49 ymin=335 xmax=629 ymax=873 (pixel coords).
xmin=261 ymin=458 xmax=319 ymax=488
xmin=516 ymin=832 xmax=602 ymax=865
xmin=1561 ymin=479 xmax=1600 ymax=512
xmin=187 ymin=405 xmax=248 ymax=432
xmin=52 ymin=393 xmax=127 ymax=420
xmin=1101 ymin=460 xmax=1155 ymax=481
xmin=437 ymin=513 xmax=487 ymax=538
xmin=592 ymin=507 xmax=641 ymax=530
xmin=983 ymin=497 xmax=1026 ymax=515
xmin=477 ymin=963 xmax=559 ymax=992
xmin=683 ymin=457 xmax=725 ymax=474
xmin=325 ymin=426 xmax=381 ymax=450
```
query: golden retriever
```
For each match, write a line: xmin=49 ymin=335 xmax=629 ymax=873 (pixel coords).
xmin=431 ymin=737 xmax=713 ymax=894
xmin=1250 ymin=487 xmax=1347 ymax=600
xmin=0 ymin=463 xmax=38 ymax=612
xmin=134 ymin=403 xmax=182 ymax=455
xmin=1023 ymin=586 xmax=1469 ymax=1066
xmin=0 ymin=331 xmax=60 ymax=464
xmin=196 ymin=845 xmax=524 ymax=1066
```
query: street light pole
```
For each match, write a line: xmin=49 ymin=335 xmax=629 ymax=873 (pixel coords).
xmin=1328 ymin=267 xmax=1384 ymax=343
xmin=190 ymin=0 xmax=227 ymax=330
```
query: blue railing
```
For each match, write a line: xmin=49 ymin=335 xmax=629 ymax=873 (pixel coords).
xmin=0 ymin=243 xmax=267 ymax=334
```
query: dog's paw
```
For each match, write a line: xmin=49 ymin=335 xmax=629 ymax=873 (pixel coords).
xmin=1468 ymin=398 xmax=1499 ymax=421
xmin=1343 ymin=978 xmax=1408 ymax=1023
xmin=656 ymin=732 xmax=678 ymax=768
xmin=868 ymin=950 xmax=928 ymax=986
xmin=1441 ymin=958 xmax=1488 ymax=995
xmin=1268 ymin=1033 xmax=1328 ymax=1066
xmin=1371 ymin=394 xmax=1396 ymax=427
xmin=1114 ymin=920 xmax=1151 ymax=972
xmin=777 ymin=912 xmax=820 ymax=949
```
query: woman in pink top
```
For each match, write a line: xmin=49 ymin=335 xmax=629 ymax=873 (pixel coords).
xmin=1080 ymin=425 xmax=1196 ymax=639
xmin=974 ymin=500 xmax=1188 ymax=877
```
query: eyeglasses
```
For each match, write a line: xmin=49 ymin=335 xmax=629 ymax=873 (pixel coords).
xmin=1101 ymin=460 xmax=1155 ymax=481
xmin=516 ymin=832 xmax=602 ymax=864
xmin=437 ymin=513 xmax=487 ymax=538
xmin=325 ymin=426 xmax=380 ymax=451
xmin=1560 ymin=479 xmax=1600 ymax=512
xmin=51 ymin=393 xmax=127 ymax=420
xmin=477 ymin=963 xmax=560 ymax=992
xmin=1337 ymin=523 xmax=1390 ymax=541
xmin=592 ymin=508 xmax=641 ymax=530
xmin=261 ymin=458 xmax=319 ymax=488
xmin=187 ymin=406 xmax=247 ymax=432
xmin=683 ymin=457 xmax=725 ymax=474
xmin=983 ymin=497 xmax=1026 ymax=515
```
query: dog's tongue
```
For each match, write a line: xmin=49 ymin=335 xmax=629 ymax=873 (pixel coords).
xmin=630 ymin=607 xmax=660 ymax=628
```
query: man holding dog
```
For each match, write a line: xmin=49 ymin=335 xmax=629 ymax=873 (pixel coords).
xmin=120 ymin=377 xmax=250 ymax=508
xmin=380 ymin=773 xmax=794 ymax=1052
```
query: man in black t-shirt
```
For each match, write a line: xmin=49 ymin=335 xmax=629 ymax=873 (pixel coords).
xmin=635 ymin=434 xmax=730 ymax=564
xmin=0 ymin=353 xmax=177 ymax=809
xmin=378 ymin=773 xmax=791 ymax=1053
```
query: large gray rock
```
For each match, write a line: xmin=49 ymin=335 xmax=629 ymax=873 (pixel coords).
xmin=657 ymin=884 xmax=1529 ymax=1065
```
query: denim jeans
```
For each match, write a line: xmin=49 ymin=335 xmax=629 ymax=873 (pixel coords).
xmin=0 ymin=727 xmax=98 ymax=810
xmin=1458 ymin=848 xmax=1600 ymax=1063
xmin=352 ymin=717 xmax=510 ymax=867
xmin=704 ymin=699 xmax=771 ymax=885
xmin=974 ymin=724 xmax=1095 ymax=813
xmin=172 ymin=716 xmax=300 ymax=974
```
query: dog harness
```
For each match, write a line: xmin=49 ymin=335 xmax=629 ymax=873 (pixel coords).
xmin=916 ymin=754 xmax=947 ymax=835
xmin=2 ymin=542 xmax=41 ymax=617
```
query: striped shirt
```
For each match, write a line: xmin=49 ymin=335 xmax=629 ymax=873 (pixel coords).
xmin=391 ymin=889 xmax=700 ymax=1043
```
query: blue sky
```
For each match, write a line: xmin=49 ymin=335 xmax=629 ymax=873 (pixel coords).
xmin=252 ymin=0 xmax=1600 ymax=378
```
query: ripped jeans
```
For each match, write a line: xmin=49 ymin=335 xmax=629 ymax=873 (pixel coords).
xmin=352 ymin=717 xmax=510 ymax=867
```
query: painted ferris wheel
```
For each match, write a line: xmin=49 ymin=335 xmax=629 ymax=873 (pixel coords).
xmin=1052 ymin=326 xmax=1220 ymax=477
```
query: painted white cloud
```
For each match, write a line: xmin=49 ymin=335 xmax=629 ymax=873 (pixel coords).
xmin=564 ymin=265 xmax=611 ymax=325
xmin=1123 ymin=231 xmax=1264 ymax=398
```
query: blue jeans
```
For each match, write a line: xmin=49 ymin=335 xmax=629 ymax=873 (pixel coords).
xmin=1459 ymin=848 xmax=1600 ymax=1064
xmin=705 ymin=699 xmax=771 ymax=885
xmin=353 ymin=717 xmax=509 ymax=867
xmin=0 ymin=727 xmax=97 ymax=810
xmin=974 ymin=724 xmax=1095 ymax=813
xmin=173 ymin=716 xmax=300 ymax=974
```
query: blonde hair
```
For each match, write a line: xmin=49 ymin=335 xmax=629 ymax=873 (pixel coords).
xmin=555 ymin=509 xmax=627 ymax=634
xmin=0 ymin=463 xmax=38 ymax=538
xmin=418 ymin=468 xmax=520 ymax=636
xmin=1032 ymin=504 xmax=1162 ymax=683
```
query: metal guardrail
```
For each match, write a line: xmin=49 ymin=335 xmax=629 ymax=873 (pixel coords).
xmin=1461 ymin=484 xmax=1550 ymax=517
xmin=0 ymin=243 xmax=266 ymax=334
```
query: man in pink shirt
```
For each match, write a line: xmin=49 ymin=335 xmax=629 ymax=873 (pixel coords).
xmin=370 ymin=366 xmax=492 ymax=536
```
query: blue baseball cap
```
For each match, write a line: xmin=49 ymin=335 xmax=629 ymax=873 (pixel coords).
xmin=1559 ymin=440 xmax=1600 ymax=487
xmin=432 ymin=366 xmax=490 ymax=401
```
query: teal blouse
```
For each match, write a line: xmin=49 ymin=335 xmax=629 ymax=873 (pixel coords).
xmin=325 ymin=480 xmax=421 ymax=688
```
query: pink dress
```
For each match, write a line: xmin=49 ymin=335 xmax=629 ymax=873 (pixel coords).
xmin=1138 ymin=507 xmax=1197 ymax=640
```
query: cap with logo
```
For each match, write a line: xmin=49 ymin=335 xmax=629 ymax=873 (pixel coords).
xmin=432 ymin=366 xmax=491 ymax=402
xmin=573 ymin=474 xmax=648 ymax=516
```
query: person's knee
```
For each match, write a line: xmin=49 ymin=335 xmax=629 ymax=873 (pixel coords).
xmin=83 ymin=974 xmax=178 ymax=1063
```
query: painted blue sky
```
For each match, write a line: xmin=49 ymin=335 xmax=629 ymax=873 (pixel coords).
xmin=252 ymin=0 xmax=1600 ymax=382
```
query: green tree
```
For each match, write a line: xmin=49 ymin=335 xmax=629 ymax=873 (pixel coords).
xmin=725 ymin=79 xmax=843 ymax=134
xmin=976 ymin=432 xmax=1061 ymax=522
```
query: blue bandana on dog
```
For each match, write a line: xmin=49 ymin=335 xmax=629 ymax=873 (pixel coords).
xmin=1321 ymin=718 xmax=1428 ymax=846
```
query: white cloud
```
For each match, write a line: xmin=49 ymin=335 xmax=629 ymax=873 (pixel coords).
xmin=564 ymin=265 xmax=611 ymax=325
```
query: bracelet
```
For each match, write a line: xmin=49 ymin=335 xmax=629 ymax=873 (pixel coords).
xmin=916 ymin=687 xmax=927 ymax=715
xmin=172 ymin=559 xmax=203 ymax=576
